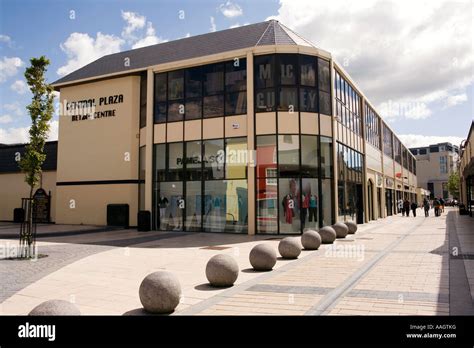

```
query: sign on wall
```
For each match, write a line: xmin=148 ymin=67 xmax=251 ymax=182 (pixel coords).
xmin=64 ymin=94 xmax=124 ymax=122
xmin=33 ymin=188 xmax=50 ymax=223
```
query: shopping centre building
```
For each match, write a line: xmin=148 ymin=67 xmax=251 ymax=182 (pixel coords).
xmin=459 ymin=121 xmax=474 ymax=217
xmin=0 ymin=20 xmax=418 ymax=234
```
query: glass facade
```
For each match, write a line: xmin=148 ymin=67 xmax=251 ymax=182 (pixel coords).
xmin=154 ymin=58 xmax=247 ymax=123
xmin=382 ymin=124 xmax=393 ymax=158
xmin=364 ymin=103 xmax=380 ymax=149
xmin=256 ymin=134 xmax=333 ymax=234
xmin=337 ymin=142 xmax=364 ymax=223
xmin=153 ymin=138 xmax=248 ymax=233
xmin=254 ymin=54 xmax=330 ymax=115
xmin=335 ymin=70 xmax=362 ymax=135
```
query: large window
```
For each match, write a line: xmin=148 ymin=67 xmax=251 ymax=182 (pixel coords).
xmin=337 ymin=142 xmax=364 ymax=223
xmin=393 ymin=137 xmax=402 ymax=164
xmin=255 ymin=54 xmax=331 ymax=115
xmin=335 ymin=69 xmax=361 ymax=135
xmin=365 ymin=103 xmax=380 ymax=149
xmin=154 ymin=59 xmax=247 ymax=123
xmin=153 ymin=138 xmax=248 ymax=233
xmin=382 ymin=123 xmax=393 ymax=158
xmin=256 ymin=134 xmax=333 ymax=234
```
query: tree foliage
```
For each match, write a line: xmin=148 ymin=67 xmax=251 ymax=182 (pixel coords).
xmin=19 ymin=56 xmax=54 ymax=194
xmin=447 ymin=170 xmax=460 ymax=199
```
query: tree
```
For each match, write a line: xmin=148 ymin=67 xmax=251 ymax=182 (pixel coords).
xmin=447 ymin=170 xmax=460 ymax=199
xmin=19 ymin=56 xmax=54 ymax=258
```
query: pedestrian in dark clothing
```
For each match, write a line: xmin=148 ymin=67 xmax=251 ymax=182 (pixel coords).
xmin=433 ymin=198 xmax=441 ymax=217
xmin=411 ymin=202 xmax=417 ymax=217
xmin=423 ymin=199 xmax=430 ymax=217
xmin=403 ymin=199 xmax=410 ymax=217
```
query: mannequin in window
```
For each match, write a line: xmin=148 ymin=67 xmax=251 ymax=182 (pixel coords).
xmin=158 ymin=194 xmax=169 ymax=229
xmin=301 ymin=193 xmax=309 ymax=228
xmin=282 ymin=194 xmax=294 ymax=224
xmin=309 ymin=194 xmax=318 ymax=222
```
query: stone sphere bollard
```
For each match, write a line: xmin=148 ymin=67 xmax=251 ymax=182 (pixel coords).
xmin=301 ymin=230 xmax=322 ymax=250
xmin=333 ymin=222 xmax=349 ymax=238
xmin=139 ymin=271 xmax=181 ymax=314
xmin=29 ymin=300 xmax=81 ymax=316
xmin=206 ymin=254 xmax=239 ymax=287
xmin=345 ymin=221 xmax=358 ymax=234
xmin=278 ymin=237 xmax=302 ymax=259
xmin=249 ymin=244 xmax=277 ymax=271
xmin=318 ymin=226 xmax=337 ymax=244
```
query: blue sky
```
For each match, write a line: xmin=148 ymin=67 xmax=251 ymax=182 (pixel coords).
xmin=0 ymin=0 xmax=472 ymax=147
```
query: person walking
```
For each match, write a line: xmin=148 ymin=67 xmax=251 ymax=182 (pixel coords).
xmin=398 ymin=199 xmax=404 ymax=216
xmin=439 ymin=198 xmax=445 ymax=213
xmin=403 ymin=199 xmax=410 ymax=217
xmin=411 ymin=201 xmax=418 ymax=217
xmin=433 ymin=198 xmax=441 ymax=217
xmin=423 ymin=198 xmax=430 ymax=217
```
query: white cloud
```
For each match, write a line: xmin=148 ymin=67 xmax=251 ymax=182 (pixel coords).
xmin=444 ymin=93 xmax=468 ymax=107
xmin=219 ymin=1 xmax=243 ymax=18
xmin=210 ymin=16 xmax=217 ymax=32
xmin=0 ymin=56 xmax=23 ymax=82
xmin=4 ymin=102 xmax=24 ymax=116
xmin=0 ymin=120 xmax=58 ymax=144
xmin=272 ymin=0 xmax=474 ymax=119
xmin=57 ymin=32 xmax=124 ymax=76
xmin=0 ymin=34 xmax=11 ymax=45
xmin=121 ymin=11 xmax=146 ymax=41
xmin=398 ymin=134 xmax=465 ymax=149
xmin=10 ymin=79 xmax=28 ymax=94
xmin=0 ymin=125 xmax=29 ymax=143
xmin=229 ymin=22 xmax=250 ymax=29
xmin=131 ymin=22 xmax=167 ymax=49
xmin=0 ymin=114 xmax=13 ymax=124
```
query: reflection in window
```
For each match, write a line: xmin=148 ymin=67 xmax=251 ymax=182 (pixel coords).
xmin=185 ymin=141 xmax=202 ymax=181
xmin=319 ymin=91 xmax=331 ymax=115
xmin=278 ymin=87 xmax=298 ymax=111
xmin=185 ymin=181 xmax=201 ymax=231
xmin=203 ymin=180 xmax=248 ymax=233
xmin=318 ymin=59 xmax=330 ymax=93
xmin=226 ymin=137 xmax=247 ymax=179
xmin=185 ymin=99 xmax=201 ymax=120
xmin=154 ymin=144 xmax=166 ymax=182
xmin=156 ymin=181 xmax=184 ymax=231
xmin=300 ymin=88 xmax=318 ymax=112
xmin=255 ymin=89 xmax=275 ymax=112
xmin=154 ymin=102 xmax=167 ymax=124
xmin=168 ymin=70 xmax=184 ymax=100
xmin=203 ymin=64 xmax=224 ymax=96
xmin=256 ymin=178 xmax=278 ymax=234
xmin=300 ymin=55 xmax=316 ymax=87
xmin=155 ymin=73 xmax=167 ymax=102
xmin=168 ymin=101 xmax=184 ymax=122
xmin=255 ymin=55 xmax=275 ymax=89
xmin=257 ymin=136 xmax=277 ymax=179
xmin=301 ymin=135 xmax=318 ymax=177
xmin=203 ymin=95 xmax=224 ymax=118
xmin=225 ymin=59 xmax=247 ymax=92
xmin=278 ymin=55 xmax=297 ymax=85
xmin=225 ymin=92 xmax=247 ymax=115
xmin=167 ymin=143 xmax=184 ymax=181
xmin=203 ymin=139 xmax=224 ymax=180
xmin=278 ymin=135 xmax=299 ymax=177
xmin=320 ymin=136 xmax=333 ymax=178
xmin=185 ymin=67 xmax=202 ymax=98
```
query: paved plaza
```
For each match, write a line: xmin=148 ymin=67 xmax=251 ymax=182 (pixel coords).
xmin=0 ymin=207 xmax=473 ymax=316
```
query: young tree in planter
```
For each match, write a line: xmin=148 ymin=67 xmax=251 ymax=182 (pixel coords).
xmin=19 ymin=56 xmax=54 ymax=258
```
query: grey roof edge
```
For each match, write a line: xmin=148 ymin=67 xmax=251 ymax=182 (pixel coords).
xmin=52 ymin=20 xmax=325 ymax=88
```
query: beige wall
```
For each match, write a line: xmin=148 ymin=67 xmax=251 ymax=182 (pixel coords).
xmin=0 ymin=171 xmax=56 ymax=222
xmin=56 ymin=75 xmax=140 ymax=226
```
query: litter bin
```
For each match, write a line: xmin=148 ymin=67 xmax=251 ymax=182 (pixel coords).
xmin=13 ymin=208 xmax=25 ymax=223
xmin=137 ymin=210 xmax=151 ymax=232
xmin=107 ymin=204 xmax=129 ymax=228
